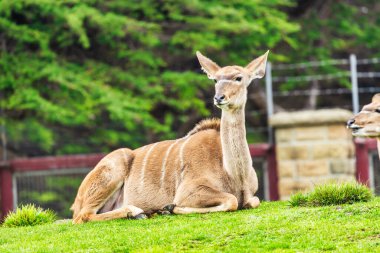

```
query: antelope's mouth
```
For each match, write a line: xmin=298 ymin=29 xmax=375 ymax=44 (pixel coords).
xmin=349 ymin=125 xmax=380 ymax=137
xmin=350 ymin=126 xmax=361 ymax=133
xmin=214 ymin=101 xmax=229 ymax=108
xmin=348 ymin=125 xmax=362 ymax=136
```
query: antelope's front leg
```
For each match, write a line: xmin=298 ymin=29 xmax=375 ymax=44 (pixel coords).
xmin=169 ymin=185 xmax=238 ymax=214
xmin=243 ymin=196 xmax=260 ymax=209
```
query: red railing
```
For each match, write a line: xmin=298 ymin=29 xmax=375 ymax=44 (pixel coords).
xmin=0 ymin=154 xmax=105 ymax=220
xmin=355 ymin=138 xmax=378 ymax=186
xmin=249 ymin=144 xmax=278 ymax=201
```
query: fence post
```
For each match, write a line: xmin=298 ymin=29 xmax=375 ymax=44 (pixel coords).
xmin=265 ymin=61 xmax=274 ymax=143
xmin=350 ymin=54 xmax=359 ymax=114
xmin=354 ymin=139 xmax=370 ymax=186
xmin=0 ymin=162 xmax=13 ymax=219
xmin=267 ymin=145 xmax=279 ymax=200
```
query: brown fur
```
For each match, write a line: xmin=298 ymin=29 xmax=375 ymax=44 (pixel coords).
xmin=71 ymin=51 xmax=269 ymax=223
xmin=348 ymin=93 xmax=380 ymax=160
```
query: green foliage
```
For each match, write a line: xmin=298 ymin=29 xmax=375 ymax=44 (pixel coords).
xmin=2 ymin=204 xmax=57 ymax=227
xmin=0 ymin=0 xmax=298 ymax=155
xmin=2 ymin=1 xmax=378 ymax=154
xmin=289 ymin=182 xmax=373 ymax=207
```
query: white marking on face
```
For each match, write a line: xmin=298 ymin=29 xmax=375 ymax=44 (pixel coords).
xmin=140 ymin=143 xmax=158 ymax=188
xmin=216 ymin=79 xmax=230 ymax=84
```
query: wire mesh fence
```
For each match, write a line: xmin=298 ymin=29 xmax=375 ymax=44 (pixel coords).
xmin=369 ymin=150 xmax=380 ymax=195
xmin=252 ymin=157 xmax=266 ymax=201
xmin=14 ymin=168 xmax=90 ymax=218
xmin=267 ymin=55 xmax=380 ymax=114
xmin=261 ymin=54 xmax=380 ymax=143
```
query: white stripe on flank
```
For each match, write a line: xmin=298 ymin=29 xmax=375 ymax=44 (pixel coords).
xmin=175 ymin=136 xmax=192 ymax=189
xmin=160 ymin=139 xmax=181 ymax=188
xmin=180 ymin=136 xmax=192 ymax=170
xmin=140 ymin=143 xmax=158 ymax=188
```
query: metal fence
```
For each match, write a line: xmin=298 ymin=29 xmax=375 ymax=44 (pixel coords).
xmin=14 ymin=169 xmax=90 ymax=218
xmin=263 ymin=54 xmax=380 ymax=142
xmin=266 ymin=54 xmax=380 ymax=116
xmin=0 ymin=154 xmax=104 ymax=219
xmin=369 ymin=149 xmax=380 ymax=195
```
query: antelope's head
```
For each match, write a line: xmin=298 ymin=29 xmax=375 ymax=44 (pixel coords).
xmin=196 ymin=51 xmax=269 ymax=111
xmin=347 ymin=93 xmax=380 ymax=138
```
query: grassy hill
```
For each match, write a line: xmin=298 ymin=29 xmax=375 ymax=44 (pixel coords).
xmin=1 ymin=198 xmax=380 ymax=252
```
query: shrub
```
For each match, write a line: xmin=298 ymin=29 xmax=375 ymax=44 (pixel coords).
xmin=288 ymin=192 xmax=309 ymax=207
xmin=2 ymin=204 xmax=57 ymax=227
xmin=289 ymin=182 xmax=373 ymax=207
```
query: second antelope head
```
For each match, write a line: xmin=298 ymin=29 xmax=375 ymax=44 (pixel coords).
xmin=196 ymin=50 xmax=269 ymax=111
xmin=347 ymin=93 xmax=380 ymax=137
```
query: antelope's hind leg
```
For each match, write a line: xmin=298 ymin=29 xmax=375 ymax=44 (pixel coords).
xmin=71 ymin=148 xmax=144 ymax=224
xmin=170 ymin=185 xmax=238 ymax=214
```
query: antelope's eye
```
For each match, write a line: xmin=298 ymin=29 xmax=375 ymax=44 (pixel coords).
xmin=375 ymin=108 xmax=380 ymax=113
xmin=235 ymin=77 xmax=242 ymax=82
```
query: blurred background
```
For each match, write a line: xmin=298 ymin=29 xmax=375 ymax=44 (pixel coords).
xmin=1 ymin=0 xmax=380 ymax=218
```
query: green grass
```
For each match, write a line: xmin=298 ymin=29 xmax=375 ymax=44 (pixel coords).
xmin=1 ymin=198 xmax=380 ymax=252
xmin=289 ymin=182 xmax=373 ymax=207
xmin=2 ymin=204 xmax=57 ymax=228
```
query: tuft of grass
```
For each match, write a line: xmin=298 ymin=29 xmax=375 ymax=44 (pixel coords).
xmin=288 ymin=192 xmax=309 ymax=207
xmin=289 ymin=181 xmax=373 ymax=207
xmin=2 ymin=204 xmax=57 ymax=227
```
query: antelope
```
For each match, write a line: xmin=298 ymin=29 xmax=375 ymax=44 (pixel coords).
xmin=347 ymin=93 xmax=380 ymax=160
xmin=71 ymin=50 xmax=269 ymax=224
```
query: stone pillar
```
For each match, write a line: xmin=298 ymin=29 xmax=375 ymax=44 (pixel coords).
xmin=269 ymin=109 xmax=355 ymax=200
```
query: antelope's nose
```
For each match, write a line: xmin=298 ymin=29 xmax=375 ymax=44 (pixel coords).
xmin=347 ymin=118 xmax=355 ymax=127
xmin=214 ymin=94 xmax=225 ymax=104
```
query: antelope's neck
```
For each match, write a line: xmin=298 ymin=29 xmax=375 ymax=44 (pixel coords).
xmin=220 ymin=107 xmax=252 ymax=183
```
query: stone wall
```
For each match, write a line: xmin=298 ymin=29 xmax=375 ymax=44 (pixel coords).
xmin=269 ymin=109 xmax=355 ymax=200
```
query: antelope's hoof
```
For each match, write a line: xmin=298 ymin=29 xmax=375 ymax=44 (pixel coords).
xmin=162 ymin=210 xmax=172 ymax=215
xmin=132 ymin=213 xmax=148 ymax=220
xmin=243 ymin=196 xmax=260 ymax=209
xmin=163 ymin=204 xmax=176 ymax=213
xmin=157 ymin=210 xmax=171 ymax=215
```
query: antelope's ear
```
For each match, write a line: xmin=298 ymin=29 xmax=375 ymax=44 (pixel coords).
xmin=372 ymin=93 xmax=380 ymax=103
xmin=196 ymin=51 xmax=221 ymax=79
xmin=245 ymin=50 xmax=269 ymax=81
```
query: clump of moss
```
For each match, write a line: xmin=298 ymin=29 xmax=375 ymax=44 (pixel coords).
xmin=2 ymin=204 xmax=57 ymax=227
xmin=289 ymin=182 xmax=373 ymax=207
